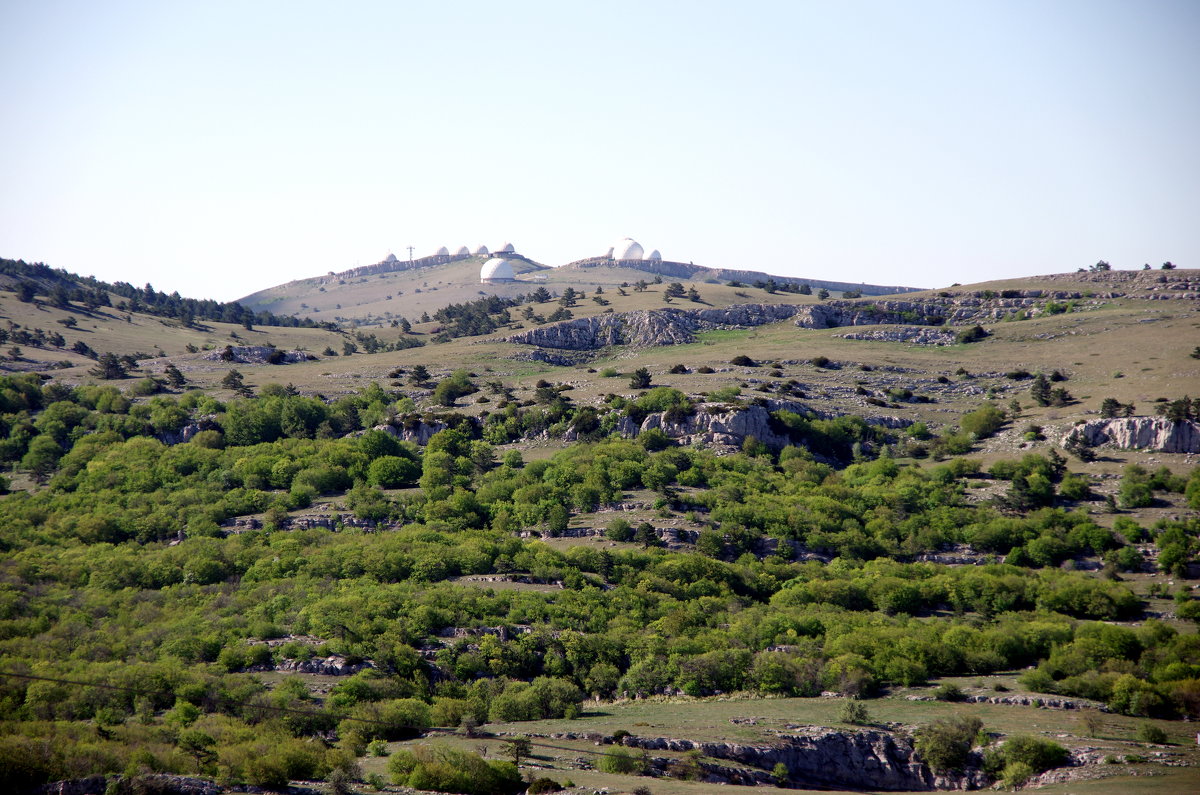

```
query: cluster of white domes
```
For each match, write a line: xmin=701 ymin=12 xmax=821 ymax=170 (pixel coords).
xmin=608 ymin=237 xmax=662 ymax=262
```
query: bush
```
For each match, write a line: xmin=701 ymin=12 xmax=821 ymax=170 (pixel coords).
xmin=961 ymin=403 xmax=1005 ymax=439
xmin=1002 ymin=761 xmax=1035 ymax=788
xmin=731 ymin=355 xmax=756 ymax=367
xmin=1135 ymin=722 xmax=1167 ymax=744
xmin=933 ymin=683 xmax=965 ymax=702
xmin=526 ymin=778 xmax=562 ymax=794
xmin=998 ymin=735 xmax=1068 ymax=774
xmin=915 ymin=715 xmax=982 ymax=773
xmin=388 ymin=745 xmax=521 ymax=794
xmin=839 ymin=699 xmax=870 ymax=725
xmin=597 ymin=746 xmax=646 ymax=775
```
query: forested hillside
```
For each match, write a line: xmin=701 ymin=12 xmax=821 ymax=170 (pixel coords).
xmin=2 ymin=268 xmax=1200 ymax=793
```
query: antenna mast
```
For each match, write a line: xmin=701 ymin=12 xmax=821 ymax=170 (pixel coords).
xmin=407 ymin=245 xmax=415 ymax=263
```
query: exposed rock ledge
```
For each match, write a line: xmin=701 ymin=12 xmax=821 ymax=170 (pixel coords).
xmin=617 ymin=730 xmax=988 ymax=790
xmin=506 ymin=303 xmax=802 ymax=350
xmin=200 ymin=345 xmax=312 ymax=364
xmin=1063 ymin=417 xmax=1200 ymax=454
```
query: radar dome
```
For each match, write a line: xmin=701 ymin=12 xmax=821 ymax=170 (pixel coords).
xmin=498 ymin=242 xmax=516 ymax=253
xmin=612 ymin=238 xmax=644 ymax=261
xmin=481 ymin=258 xmax=516 ymax=283
xmin=646 ymin=249 xmax=662 ymax=261
xmin=435 ymin=246 xmax=450 ymax=256
xmin=455 ymin=246 xmax=470 ymax=256
xmin=384 ymin=252 xmax=398 ymax=263
xmin=475 ymin=245 xmax=490 ymax=256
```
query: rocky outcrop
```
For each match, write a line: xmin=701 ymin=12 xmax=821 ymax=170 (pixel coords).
xmin=506 ymin=304 xmax=803 ymax=350
xmin=634 ymin=404 xmax=793 ymax=449
xmin=273 ymin=655 xmax=372 ymax=676
xmin=373 ymin=419 xmax=448 ymax=446
xmin=617 ymin=730 xmax=987 ymax=790
xmin=156 ymin=415 xmax=220 ymax=446
xmin=1063 ymin=417 xmax=1200 ymax=453
xmin=200 ymin=345 xmax=312 ymax=365
xmin=838 ymin=326 xmax=960 ymax=345
xmin=566 ymin=399 xmax=907 ymax=452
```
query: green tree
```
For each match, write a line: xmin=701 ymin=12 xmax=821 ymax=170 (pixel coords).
xmin=90 ymin=352 xmax=127 ymax=379
xmin=629 ymin=367 xmax=652 ymax=389
xmin=1030 ymin=373 xmax=1051 ymax=406
xmin=164 ymin=363 xmax=186 ymax=388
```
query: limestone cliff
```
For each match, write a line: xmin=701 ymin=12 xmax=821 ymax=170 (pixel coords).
xmin=506 ymin=304 xmax=802 ymax=350
xmin=1063 ymin=417 xmax=1200 ymax=454
xmin=620 ymin=729 xmax=988 ymax=790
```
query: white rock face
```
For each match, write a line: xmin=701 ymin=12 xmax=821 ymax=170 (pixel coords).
xmin=1063 ymin=417 xmax=1200 ymax=453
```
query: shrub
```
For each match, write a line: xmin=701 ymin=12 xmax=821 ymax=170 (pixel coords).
xmin=840 ymin=699 xmax=870 ymax=725
xmin=730 ymin=355 xmax=756 ymax=367
xmin=629 ymin=368 xmax=652 ymax=389
xmin=388 ymin=745 xmax=521 ymax=794
xmin=961 ymin=403 xmax=1005 ymax=439
xmin=933 ymin=683 xmax=965 ymax=702
xmin=527 ymin=778 xmax=562 ymax=794
xmin=998 ymin=735 xmax=1068 ymax=774
xmin=1002 ymin=761 xmax=1035 ymax=788
xmin=915 ymin=715 xmax=982 ymax=773
xmin=597 ymin=746 xmax=646 ymax=775
xmin=1135 ymin=722 xmax=1167 ymax=744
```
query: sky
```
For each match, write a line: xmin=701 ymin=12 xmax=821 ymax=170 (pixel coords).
xmin=1 ymin=1 xmax=1197 ymax=302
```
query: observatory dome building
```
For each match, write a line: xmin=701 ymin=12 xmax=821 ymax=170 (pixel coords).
xmin=498 ymin=242 xmax=516 ymax=254
xmin=612 ymin=237 xmax=644 ymax=261
xmin=474 ymin=245 xmax=490 ymax=256
xmin=455 ymin=246 xmax=470 ymax=256
xmin=647 ymin=249 xmax=662 ymax=261
xmin=481 ymin=258 xmax=516 ymax=284
xmin=435 ymin=246 xmax=450 ymax=256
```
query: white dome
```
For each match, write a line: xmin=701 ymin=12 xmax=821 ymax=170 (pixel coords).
xmin=647 ymin=249 xmax=662 ymax=261
xmin=435 ymin=246 xmax=450 ymax=256
xmin=455 ymin=246 xmax=470 ymax=256
xmin=498 ymin=242 xmax=515 ymax=253
xmin=384 ymin=252 xmax=398 ymax=263
xmin=475 ymin=245 xmax=490 ymax=256
xmin=481 ymin=258 xmax=516 ymax=282
xmin=612 ymin=237 xmax=643 ymax=261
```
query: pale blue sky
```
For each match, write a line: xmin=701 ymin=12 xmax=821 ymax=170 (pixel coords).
xmin=1 ymin=1 xmax=1196 ymax=301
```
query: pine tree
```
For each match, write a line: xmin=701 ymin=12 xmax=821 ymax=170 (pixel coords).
xmin=1030 ymin=373 xmax=1051 ymax=406
xmin=90 ymin=352 xmax=127 ymax=379
xmin=164 ymin=363 xmax=186 ymax=388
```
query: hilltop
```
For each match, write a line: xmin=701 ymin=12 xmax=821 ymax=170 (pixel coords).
xmin=235 ymin=247 xmax=921 ymax=327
